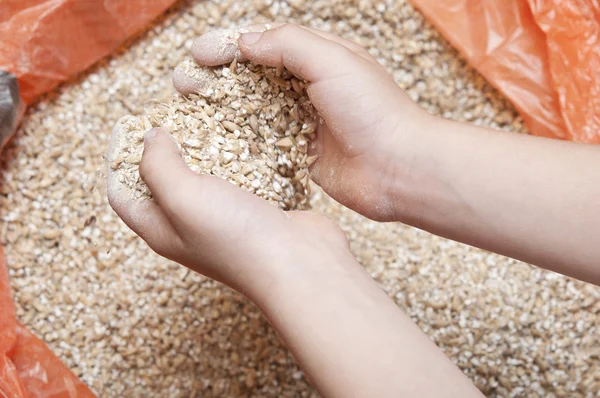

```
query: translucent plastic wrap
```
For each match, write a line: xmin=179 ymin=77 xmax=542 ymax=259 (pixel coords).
xmin=1 ymin=246 xmax=95 ymax=398
xmin=0 ymin=0 xmax=177 ymax=104
xmin=411 ymin=0 xmax=600 ymax=143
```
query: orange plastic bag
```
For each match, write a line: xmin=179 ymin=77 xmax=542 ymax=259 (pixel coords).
xmin=410 ymin=0 xmax=600 ymax=143
xmin=1 ymin=246 xmax=95 ymax=398
xmin=0 ymin=0 xmax=177 ymax=104
xmin=1 ymin=1 xmax=178 ymax=396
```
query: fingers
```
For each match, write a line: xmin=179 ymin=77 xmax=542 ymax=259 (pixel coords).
xmin=107 ymin=119 xmax=183 ymax=257
xmin=189 ymin=26 xmax=264 ymax=66
xmin=138 ymin=127 xmax=285 ymax=229
xmin=186 ymin=24 xmax=363 ymax=82
xmin=138 ymin=127 xmax=196 ymax=211
xmin=171 ymin=59 xmax=220 ymax=96
xmin=188 ymin=23 xmax=375 ymax=67
xmin=107 ymin=181 xmax=182 ymax=258
xmin=176 ymin=24 xmax=373 ymax=96
xmin=238 ymin=24 xmax=362 ymax=81
xmin=190 ymin=29 xmax=239 ymax=66
xmin=172 ymin=62 xmax=204 ymax=96
xmin=244 ymin=23 xmax=376 ymax=64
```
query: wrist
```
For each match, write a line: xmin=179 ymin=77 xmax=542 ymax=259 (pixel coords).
xmin=385 ymin=112 xmax=447 ymax=225
xmin=245 ymin=241 xmax=364 ymax=312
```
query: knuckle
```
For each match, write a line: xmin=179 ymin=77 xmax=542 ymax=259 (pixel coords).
xmin=331 ymin=43 xmax=354 ymax=60
xmin=273 ymin=23 xmax=302 ymax=40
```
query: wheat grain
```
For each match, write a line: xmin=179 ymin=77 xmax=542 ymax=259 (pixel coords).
xmin=112 ymin=60 xmax=317 ymax=210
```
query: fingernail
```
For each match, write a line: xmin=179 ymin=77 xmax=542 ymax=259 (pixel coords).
xmin=144 ymin=128 xmax=160 ymax=142
xmin=240 ymin=32 xmax=262 ymax=46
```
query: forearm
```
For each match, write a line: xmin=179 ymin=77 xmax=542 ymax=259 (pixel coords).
xmin=393 ymin=116 xmax=600 ymax=284
xmin=249 ymin=250 xmax=482 ymax=397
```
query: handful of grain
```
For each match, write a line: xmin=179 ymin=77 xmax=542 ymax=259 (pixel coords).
xmin=109 ymin=59 xmax=318 ymax=210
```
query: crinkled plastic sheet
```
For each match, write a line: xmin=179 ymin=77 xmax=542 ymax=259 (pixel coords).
xmin=411 ymin=0 xmax=600 ymax=143
xmin=0 ymin=0 xmax=178 ymax=104
xmin=0 ymin=246 xmax=96 ymax=398
xmin=1 ymin=1 xmax=178 ymax=397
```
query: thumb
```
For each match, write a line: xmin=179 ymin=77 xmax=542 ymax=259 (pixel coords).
xmin=139 ymin=127 xmax=195 ymax=208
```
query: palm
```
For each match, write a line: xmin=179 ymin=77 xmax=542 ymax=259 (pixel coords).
xmin=307 ymin=63 xmax=419 ymax=221
xmin=176 ymin=23 xmax=431 ymax=221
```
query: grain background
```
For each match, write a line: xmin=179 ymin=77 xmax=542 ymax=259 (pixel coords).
xmin=2 ymin=0 xmax=599 ymax=397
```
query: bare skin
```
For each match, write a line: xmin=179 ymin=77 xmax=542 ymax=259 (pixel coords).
xmin=108 ymin=23 xmax=600 ymax=398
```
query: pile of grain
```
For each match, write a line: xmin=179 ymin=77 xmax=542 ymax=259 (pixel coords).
xmin=110 ymin=60 xmax=316 ymax=210
xmin=2 ymin=0 xmax=599 ymax=397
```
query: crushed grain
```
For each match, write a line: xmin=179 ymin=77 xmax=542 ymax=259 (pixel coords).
xmin=1 ymin=0 xmax=599 ymax=397
xmin=111 ymin=59 xmax=316 ymax=210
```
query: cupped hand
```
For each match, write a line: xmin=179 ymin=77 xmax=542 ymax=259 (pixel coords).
xmin=107 ymin=124 xmax=349 ymax=296
xmin=174 ymin=23 xmax=433 ymax=221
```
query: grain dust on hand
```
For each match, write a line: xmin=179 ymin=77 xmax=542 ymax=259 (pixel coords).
xmin=108 ymin=57 xmax=318 ymax=211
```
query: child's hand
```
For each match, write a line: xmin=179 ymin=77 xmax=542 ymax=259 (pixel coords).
xmin=174 ymin=23 xmax=433 ymax=221
xmin=107 ymin=124 xmax=483 ymax=398
xmin=107 ymin=125 xmax=349 ymax=296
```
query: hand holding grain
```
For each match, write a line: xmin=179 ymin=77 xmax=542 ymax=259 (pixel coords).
xmin=106 ymin=123 xmax=482 ymax=398
xmin=107 ymin=25 xmax=486 ymax=398
xmin=107 ymin=124 xmax=347 ymax=296
xmin=174 ymin=23 xmax=434 ymax=221
xmin=181 ymin=24 xmax=600 ymax=283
